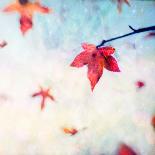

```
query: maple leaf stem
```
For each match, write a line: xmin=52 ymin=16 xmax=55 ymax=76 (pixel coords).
xmin=96 ymin=25 xmax=155 ymax=48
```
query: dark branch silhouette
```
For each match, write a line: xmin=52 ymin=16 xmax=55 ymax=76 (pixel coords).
xmin=96 ymin=25 xmax=155 ymax=48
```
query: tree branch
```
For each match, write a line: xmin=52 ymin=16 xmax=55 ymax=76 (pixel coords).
xmin=96 ymin=25 xmax=155 ymax=48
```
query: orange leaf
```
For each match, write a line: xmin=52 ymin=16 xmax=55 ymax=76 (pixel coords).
xmin=3 ymin=0 xmax=52 ymax=34
xmin=32 ymin=87 xmax=55 ymax=110
xmin=20 ymin=15 xmax=33 ymax=35
xmin=63 ymin=128 xmax=78 ymax=135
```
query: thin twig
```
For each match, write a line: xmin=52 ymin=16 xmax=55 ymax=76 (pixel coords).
xmin=96 ymin=25 xmax=155 ymax=48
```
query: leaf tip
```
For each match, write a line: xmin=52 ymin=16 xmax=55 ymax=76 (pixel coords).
xmin=91 ymin=86 xmax=94 ymax=92
xmin=116 ymin=67 xmax=121 ymax=72
xmin=70 ymin=62 xmax=74 ymax=67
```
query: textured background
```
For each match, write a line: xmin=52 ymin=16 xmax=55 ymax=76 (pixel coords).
xmin=0 ymin=0 xmax=155 ymax=154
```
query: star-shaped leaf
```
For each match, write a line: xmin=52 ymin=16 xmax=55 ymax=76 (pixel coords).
xmin=71 ymin=43 xmax=120 ymax=91
xmin=32 ymin=87 xmax=55 ymax=110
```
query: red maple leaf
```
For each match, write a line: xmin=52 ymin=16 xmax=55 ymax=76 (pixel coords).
xmin=117 ymin=143 xmax=137 ymax=155
xmin=3 ymin=0 xmax=52 ymax=35
xmin=32 ymin=87 xmax=55 ymax=110
xmin=71 ymin=43 xmax=120 ymax=91
xmin=116 ymin=0 xmax=130 ymax=13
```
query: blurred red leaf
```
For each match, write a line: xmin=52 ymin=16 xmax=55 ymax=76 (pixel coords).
xmin=3 ymin=1 xmax=52 ymax=34
xmin=20 ymin=15 xmax=33 ymax=35
xmin=117 ymin=143 xmax=137 ymax=155
xmin=32 ymin=87 xmax=55 ymax=110
xmin=145 ymin=32 xmax=155 ymax=39
xmin=63 ymin=127 xmax=78 ymax=136
xmin=71 ymin=43 xmax=120 ymax=91
xmin=135 ymin=81 xmax=145 ymax=89
xmin=0 ymin=40 xmax=7 ymax=48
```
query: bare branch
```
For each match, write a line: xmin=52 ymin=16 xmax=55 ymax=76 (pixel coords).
xmin=96 ymin=25 xmax=155 ymax=48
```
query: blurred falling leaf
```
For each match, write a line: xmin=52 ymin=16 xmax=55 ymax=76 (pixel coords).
xmin=63 ymin=127 xmax=78 ymax=136
xmin=0 ymin=40 xmax=7 ymax=48
xmin=3 ymin=0 xmax=52 ymax=34
xmin=135 ymin=81 xmax=145 ymax=89
xmin=145 ymin=32 xmax=155 ymax=39
xmin=117 ymin=143 xmax=138 ymax=155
